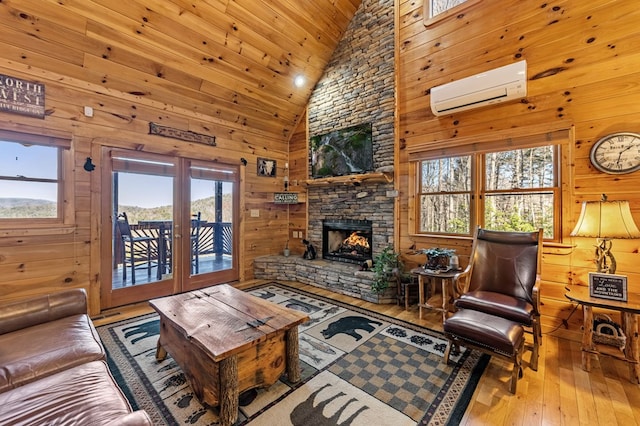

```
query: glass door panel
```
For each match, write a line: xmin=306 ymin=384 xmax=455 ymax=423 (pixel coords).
xmin=184 ymin=161 xmax=239 ymax=290
xmin=101 ymin=150 xmax=239 ymax=308
xmin=104 ymin=150 xmax=176 ymax=309
xmin=112 ymin=171 xmax=174 ymax=288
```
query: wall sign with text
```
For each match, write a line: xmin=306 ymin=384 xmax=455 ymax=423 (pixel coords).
xmin=0 ymin=74 xmax=45 ymax=119
xmin=588 ymin=272 xmax=628 ymax=302
xmin=273 ymin=192 xmax=298 ymax=204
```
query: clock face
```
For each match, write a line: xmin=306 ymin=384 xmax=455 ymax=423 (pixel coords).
xmin=590 ymin=132 xmax=640 ymax=174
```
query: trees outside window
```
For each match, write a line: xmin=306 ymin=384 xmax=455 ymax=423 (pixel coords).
xmin=417 ymin=145 xmax=559 ymax=239
xmin=419 ymin=155 xmax=472 ymax=234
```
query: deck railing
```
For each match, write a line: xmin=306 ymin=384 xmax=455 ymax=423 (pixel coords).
xmin=116 ymin=221 xmax=232 ymax=267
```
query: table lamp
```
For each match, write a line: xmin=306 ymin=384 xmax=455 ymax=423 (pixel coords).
xmin=570 ymin=194 xmax=640 ymax=274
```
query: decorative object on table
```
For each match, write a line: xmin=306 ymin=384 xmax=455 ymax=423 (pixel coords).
xmin=570 ymin=193 xmax=640 ymax=274
xmin=419 ymin=247 xmax=456 ymax=270
xmin=589 ymin=132 xmax=640 ymax=174
xmin=257 ymin=157 xmax=276 ymax=177
xmin=283 ymin=240 xmax=290 ymax=257
xmin=592 ymin=313 xmax=626 ymax=350
xmin=449 ymin=254 xmax=460 ymax=270
xmin=371 ymin=246 xmax=402 ymax=294
xmin=302 ymin=239 xmax=316 ymax=260
xmin=588 ymin=272 xmax=628 ymax=302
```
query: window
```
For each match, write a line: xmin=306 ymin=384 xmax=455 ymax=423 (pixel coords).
xmin=419 ymin=155 xmax=472 ymax=234
xmin=423 ymin=0 xmax=482 ymax=28
xmin=427 ymin=0 xmax=468 ymax=18
xmin=0 ymin=131 xmax=70 ymax=223
xmin=417 ymin=145 xmax=560 ymax=239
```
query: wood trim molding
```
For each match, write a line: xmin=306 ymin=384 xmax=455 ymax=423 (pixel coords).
xmin=304 ymin=171 xmax=393 ymax=187
xmin=407 ymin=124 xmax=574 ymax=161
xmin=423 ymin=0 xmax=483 ymax=28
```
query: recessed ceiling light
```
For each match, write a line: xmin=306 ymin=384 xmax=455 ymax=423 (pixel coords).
xmin=294 ymin=75 xmax=305 ymax=87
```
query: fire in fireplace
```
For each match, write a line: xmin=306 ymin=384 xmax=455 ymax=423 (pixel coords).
xmin=322 ymin=219 xmax=372 ymax=264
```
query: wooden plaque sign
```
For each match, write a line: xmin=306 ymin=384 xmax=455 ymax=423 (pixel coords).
xmin=0 ymin=74 xmax=45 ymax=119
xmin=149 ymin=122 xmax=216 ymax=146
xmin=588 ymin=272 xmax=628 ymax=302
xmin=274 ymin=192 xmax=298 ymax=204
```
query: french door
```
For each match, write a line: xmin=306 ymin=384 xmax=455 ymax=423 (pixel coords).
xmin=101 ymin=148 xmax=239 ymax=309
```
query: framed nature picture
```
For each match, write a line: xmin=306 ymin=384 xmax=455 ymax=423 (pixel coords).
xmin=309 ymin=123 xmax=374 ymax=179
xmin=257 ymin=158 xmax=276 ymax=177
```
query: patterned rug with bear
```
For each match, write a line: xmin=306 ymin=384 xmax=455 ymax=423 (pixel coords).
xmin=97 ymin=282 xmax=489 ymax=425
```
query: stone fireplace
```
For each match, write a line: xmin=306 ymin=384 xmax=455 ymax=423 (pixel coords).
xmin=322 ymin=219 xmax=373 ymax=264
xmin=253 ymin=0 xmax=397 ymax=303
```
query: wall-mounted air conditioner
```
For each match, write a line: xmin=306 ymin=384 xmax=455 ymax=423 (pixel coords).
xmin=430 ymin=60 xmax=527 ymax=116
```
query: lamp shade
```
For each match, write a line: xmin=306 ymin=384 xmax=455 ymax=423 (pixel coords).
xmin=570 ymin=200 xmax=640 ymax=238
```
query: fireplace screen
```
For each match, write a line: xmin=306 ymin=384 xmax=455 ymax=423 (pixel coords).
xmin=322 ymin=219 xmax=372 ymax=264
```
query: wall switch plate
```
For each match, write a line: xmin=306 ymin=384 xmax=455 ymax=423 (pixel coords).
xmin=250 ymin=209 xmax=259 ymax=217
xmin=83 ymin=106 xmax=94 ymax=117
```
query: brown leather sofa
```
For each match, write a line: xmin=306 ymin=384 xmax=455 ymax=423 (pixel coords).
xmin=0 ymin=289 xmax=152 ymax=425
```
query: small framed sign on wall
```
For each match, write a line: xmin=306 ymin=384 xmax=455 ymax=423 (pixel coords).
xmin=0 ymin=74 xmax=45 ymax=118
xmin=588 ymin=272 xmax=628 ymax=302
xmin=257 ymin=158 xmax=276 ymax=177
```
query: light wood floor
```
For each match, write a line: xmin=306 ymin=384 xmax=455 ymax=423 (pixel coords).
xmin=93 ymin=280 xmax=640 ymax=426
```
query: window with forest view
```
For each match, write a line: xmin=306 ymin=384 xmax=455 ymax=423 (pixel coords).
xmin=0 ymin=139 xmax=61 ymax=220
xmin=418 ymin=145 xmax=559 ymax=239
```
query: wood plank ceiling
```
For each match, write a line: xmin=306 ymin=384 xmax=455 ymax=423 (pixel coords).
xmin=0 ymin=0 xmax=362 ymax=143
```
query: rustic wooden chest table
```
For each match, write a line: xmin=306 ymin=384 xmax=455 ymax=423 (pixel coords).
xmin=149 ymin=284 xmax=308 ymax=426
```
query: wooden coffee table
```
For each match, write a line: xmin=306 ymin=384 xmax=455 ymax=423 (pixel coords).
xmin=149 ymin=284 xmax=308 ymax=426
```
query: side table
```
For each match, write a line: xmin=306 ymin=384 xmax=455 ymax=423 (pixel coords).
xmin=565 ymin=285 xmax=640 ymax=384
xmin=411 ymin=267 xmax=463 ymax=323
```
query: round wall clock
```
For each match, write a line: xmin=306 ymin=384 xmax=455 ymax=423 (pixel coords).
xmin=589 ymin=132 xmax=640 ymax=174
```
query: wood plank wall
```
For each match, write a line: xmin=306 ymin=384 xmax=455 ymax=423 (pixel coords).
xmin=396 ymin=0 xmax=640 ymax=339
xmin=287 ymin=110 xmax=310 ymax=256
xmin=0 ymin=0 xmax=360 ymax=315
xmin=0 ymin=66 xmax=290 ymax=314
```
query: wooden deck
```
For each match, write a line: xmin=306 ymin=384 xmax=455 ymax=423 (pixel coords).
xmin=112 ymin=254 xmax=233 ymax=289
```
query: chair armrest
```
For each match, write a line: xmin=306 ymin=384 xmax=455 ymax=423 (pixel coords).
xmin=0 ymin=289 xmax=88 ymax=335
xmin=532 ymin=274 xmax=541 ymax=313
xmin=452 ymin=265 xmax=472 ymax=297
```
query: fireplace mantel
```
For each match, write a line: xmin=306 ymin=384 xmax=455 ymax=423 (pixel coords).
xmin=304 ymin=171 xmax=393 ymax=187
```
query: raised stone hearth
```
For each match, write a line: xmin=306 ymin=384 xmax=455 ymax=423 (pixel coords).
xmin=253 ymin=255 xmax=396 ymax=304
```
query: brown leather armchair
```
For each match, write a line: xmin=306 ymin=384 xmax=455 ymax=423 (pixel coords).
xmin=452 ymin=227 xmax=543 ymax=371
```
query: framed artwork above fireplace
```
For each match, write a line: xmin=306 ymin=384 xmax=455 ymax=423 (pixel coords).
xmin=310 ymin=123 xmax=374 ymax=179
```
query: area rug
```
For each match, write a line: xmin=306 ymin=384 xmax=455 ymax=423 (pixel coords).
xmin=97 ymin=282 xmax=489 ymax=425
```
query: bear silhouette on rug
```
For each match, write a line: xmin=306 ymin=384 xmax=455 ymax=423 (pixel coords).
xmin=321 ymin=316 xmax=383 ymax=341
